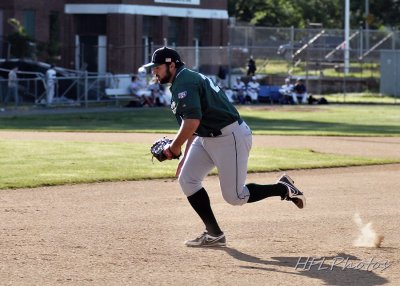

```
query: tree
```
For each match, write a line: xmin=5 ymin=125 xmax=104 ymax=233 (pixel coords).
xmin=7 ymin=18 xmax=35 ymax=58
xmin=228 ymin=0 xmax=400 ymax=29
xmin=251 ymin=0 xmax=304 ymax=27
xmin=369 ymin=0 xmax=400 ymax=29
xmin=228 ymin=0 xmax=265 ymax=23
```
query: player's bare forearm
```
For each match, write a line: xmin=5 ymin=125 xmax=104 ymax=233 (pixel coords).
xmin=170 ymin=119 xmax=200 ymax=156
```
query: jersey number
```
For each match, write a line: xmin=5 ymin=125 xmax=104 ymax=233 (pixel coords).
xmin=199 ymin=73 xmax=220 ymax=93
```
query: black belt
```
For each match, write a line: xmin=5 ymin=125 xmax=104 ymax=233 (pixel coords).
xmin=206 ymin=118 xmax=243 ymax=137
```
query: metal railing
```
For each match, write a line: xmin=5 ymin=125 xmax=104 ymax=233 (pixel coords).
xmin=0 ymin=69 xmax=140 ymax=108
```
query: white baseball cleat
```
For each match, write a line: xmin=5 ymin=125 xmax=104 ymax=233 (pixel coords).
xmin=184 ymin=231 xmax=226 ymax=247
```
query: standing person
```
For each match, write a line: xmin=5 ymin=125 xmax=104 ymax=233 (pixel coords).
xmin=217 ymin=65 xmax=227 ymax=87
xmin=46 ymin=64 xmax=57 ymax=106
xmin=5 ymin=67 xmax=19 ymax=107
xmin=247 ymin=56 xmax=256 ymax=76
xmin=142 ymin=47 xmax=306 ymax=247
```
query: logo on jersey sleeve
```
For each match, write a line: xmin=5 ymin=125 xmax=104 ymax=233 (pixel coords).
xmin=171 ymin=100 xmax=177 ymax=114
xmin=178 ymin=91 xmax=187 ymax=99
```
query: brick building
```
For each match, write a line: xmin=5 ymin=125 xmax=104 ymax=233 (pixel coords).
xmin=0 ymin=0 xmax=228 ymax=73
xmin=0 ymin=0 xmax=64 ymax=61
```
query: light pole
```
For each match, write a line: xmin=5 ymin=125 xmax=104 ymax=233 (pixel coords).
xmin=344 ymin=0 xmax=350 ymax=75
xmin=365 ymin=0 xmax=370 ymax=50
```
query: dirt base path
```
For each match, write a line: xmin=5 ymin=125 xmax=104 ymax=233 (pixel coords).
xmin=0 ymin=132 xmax=399 ymax=285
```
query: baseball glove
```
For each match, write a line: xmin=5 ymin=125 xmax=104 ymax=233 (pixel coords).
xmin=150 ymin=137 xmax=181 ymax=162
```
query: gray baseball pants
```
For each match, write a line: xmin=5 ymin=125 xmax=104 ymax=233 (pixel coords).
xmin=178 ymin=120 xmax=252 ymax=205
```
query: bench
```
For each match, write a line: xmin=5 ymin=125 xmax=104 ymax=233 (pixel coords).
xmin=258 ymin=85 xmax=284 ymax=104
xmin=105 ymin=88 xmax=141 ymax=106
xmin=105 ymin=87 xmax=134 ymax=98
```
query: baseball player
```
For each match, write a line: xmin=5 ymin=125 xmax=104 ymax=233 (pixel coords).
xmin=46 ymin=64 xmax=57 ymax=106
xmin=142 ymin=47 xmax=306 ymax=247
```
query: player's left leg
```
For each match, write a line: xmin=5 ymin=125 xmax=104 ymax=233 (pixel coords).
xmin=178 ymin=137 xmax=225 ymax=246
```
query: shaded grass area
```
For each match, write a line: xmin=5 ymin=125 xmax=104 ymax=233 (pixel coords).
xmin=242 ymin=105 xmax=400 ymax=136
xmin=324 ymin=93 xmax=399 ymax=104
xmin=0 ymin=108 xmax=177 ymax=133
xmin=1 ymin=140 xmax=398 ymax=189
xmin=0 ymin=105 xmax=399 ymax=136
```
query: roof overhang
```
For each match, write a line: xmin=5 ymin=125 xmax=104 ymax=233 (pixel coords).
xmin=65 ymin=4 xmax=228 ymax=19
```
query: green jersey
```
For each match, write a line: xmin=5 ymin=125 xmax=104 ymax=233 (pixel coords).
xmin=170 ymin=67 xmax=240 ymax=137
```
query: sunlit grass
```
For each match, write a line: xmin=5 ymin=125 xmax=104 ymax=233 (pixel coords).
xmin=0 ymin=105 xmax=399 ymax=136
xmin=1 ymin=140 xmax=397 ymax=189
xmin=256 ymin=59 xmax=380 ymax=79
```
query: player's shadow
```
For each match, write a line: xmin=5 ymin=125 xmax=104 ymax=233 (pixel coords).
xmin=218 ymin=247 xmax=389 ymax=286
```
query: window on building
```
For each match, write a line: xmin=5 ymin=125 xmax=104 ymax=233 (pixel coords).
xmin=143 ymin=16 xmax=156 ymax=38
xmin=0 ymin=10 xmax=3 ymax=37
xmin=168 ymin=17 xmax=182 ymax=46
xmin=48 ymin=12 xmax=61 ymax=57
xmin=49 ymin=12 xmax=60 ymax=42
xmin=23 ymin=10 xmax=36 ymax=38
xmin=194 ymin=19 xmax=204 ymax=46
xmin=143 ymin=16 xmax=157 ymax=62
xmin=76 ymin=15 xmax=106 ymax=35
xmin=0 ymin=9 xmax=4 ymax=58
xmin=79 ymin=35 xmax=98 ymax=72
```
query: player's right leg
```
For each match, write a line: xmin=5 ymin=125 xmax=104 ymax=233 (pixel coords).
xmin=276 ymin=174 xmax=306 ymax=209
xmin=246 ymin=174 xmax=306 ymax=209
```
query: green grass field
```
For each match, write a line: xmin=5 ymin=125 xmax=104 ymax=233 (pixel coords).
xmin=0 ymin=140 xmax=396 ymax=189
xmin=256 ymin=59 xmax=381 ymax=79
xmin=324 ymin=93 xmax=398 ymax=104
xmin=1 ymin=105 xmax=399 ymax=189
xmin=1 ymin=105 xmax=399 ymax=136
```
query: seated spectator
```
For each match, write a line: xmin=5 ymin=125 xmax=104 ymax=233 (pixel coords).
xmin=130 ymin=75 xmax=142 ymax=94
xmin=130 ymin=75 xmax=154 ymax=107
xmin=246 ymin=76 xmax=260 ymax=103
xmin=215 ymin=80 xmax=235 ymax=103
xmin=279 ymin=78 xmax=294 ymax=104
xmin=125 ymin=76 xmax=142 ymax=107
xmin=220 ymin=85 xmax=235 ymax=103
xmin=291 ymin=78 xmax=308 ymax=104
xmin=148 ymin=78 xmax=168 ymax=106
xmin=232 ymin=77 xmax=246 ymax=104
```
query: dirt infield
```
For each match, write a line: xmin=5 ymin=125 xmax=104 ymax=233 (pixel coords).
xmin=1 ymin=132 xmax=399 ymax=285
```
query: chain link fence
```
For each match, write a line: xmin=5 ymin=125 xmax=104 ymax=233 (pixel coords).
xmin=1 ymin=26 xmax=399 ymax=109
